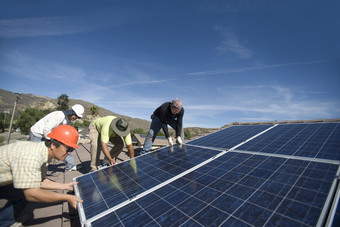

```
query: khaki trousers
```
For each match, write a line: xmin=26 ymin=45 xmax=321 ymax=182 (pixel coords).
xmin=89 ymin=123 xmax=124 ymax=171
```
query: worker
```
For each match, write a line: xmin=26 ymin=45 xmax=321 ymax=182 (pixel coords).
xmin=0 ymin=125 xmax=83 ymax=226
xmin=29 ymin=104 xmax=84 ymax=171
xmin=141 ymin=98 xmax=184 ymax=154
xmin=89 ymin=116 xmax=135 ymax=171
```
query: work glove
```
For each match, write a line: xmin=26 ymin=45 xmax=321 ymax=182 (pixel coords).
xmin=168 ymin=137 xmax=174 ymax=146
xmin=176 ymin=136 xmax=183 ymax=145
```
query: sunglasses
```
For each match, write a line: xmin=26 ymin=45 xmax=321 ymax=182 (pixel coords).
xmin=63 ymin=144 xmax=75 ymax=153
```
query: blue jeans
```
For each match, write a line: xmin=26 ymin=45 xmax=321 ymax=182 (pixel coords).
xmin=29 ymin=130 xmax=76 ymax=170
xmin=0 ymin=184 xmax=28 ymax=226
xmin=142 ymin=116 xmax=184 ymax=152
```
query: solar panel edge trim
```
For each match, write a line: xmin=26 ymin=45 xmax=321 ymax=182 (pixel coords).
xmin=326 ymin=181 xmax=340 ymax=226
xmin=73 ymin=178 xmax=87 ymax=227
xmin=231 ymin=149 xmax=340 ymax=165
xmin=229 ymin=124 xmax=278 ymax=150
xmin=186 ymin=124 xmax=276 ymax=149
xmin=318 ymin=166 xmax=340 ymax=227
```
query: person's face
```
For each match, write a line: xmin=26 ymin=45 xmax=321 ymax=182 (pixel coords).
xmin=68 ymin=114 xmax=79 ymax=121
xmin=52 ymin=143 xmax=74 ymax=160
xmin=170 ymin=105 xmax=181 ymax=114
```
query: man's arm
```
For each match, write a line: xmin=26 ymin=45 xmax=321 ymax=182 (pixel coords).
xmin=23 ymin=187 xmax=83 ymax=209
xmin=101 ymin=141 xmax=115 ymax=165
xmin=175 ymin=109 xmax=184 ymax=137
xmin=127 ymin=144 xmax=134 ymax=159
xmin=40 ymin=178 xmax=78 ymax=191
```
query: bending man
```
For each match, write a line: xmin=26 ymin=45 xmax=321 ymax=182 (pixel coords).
xmin=141 ymin=98 xmax=184 ymax=154
xmin=89 ymin=116 xmax=135 ymax=171
xmin=29 ymin=104 xmax=84 ymax=171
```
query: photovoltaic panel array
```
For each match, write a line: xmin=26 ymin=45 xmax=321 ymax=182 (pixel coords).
xmin=75 ymin=145 xmax=222 ymax=222
xmin=75 ymin=122 xmax=340 ymax=226
xmin=187 ymin=124 xmax=274 ymax=149
xmin=237 ymin=123 xmax=340 ymax=160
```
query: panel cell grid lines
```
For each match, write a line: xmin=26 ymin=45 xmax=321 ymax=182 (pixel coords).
xmin=238 ymin=122 xmax=340 ymax=160
xmin=75 ymin=122 xmax=340 ymax=226
xmin=187 ymin=124 xmax=274 ymax=149
xmin=75 ymin=145 xmax=222 ymax=222
xmin=78 ymin=149 xmax=339 ymax=227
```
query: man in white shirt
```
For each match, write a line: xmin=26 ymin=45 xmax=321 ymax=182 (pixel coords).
xmin=29 ymin=104 xmax=84 ymax=171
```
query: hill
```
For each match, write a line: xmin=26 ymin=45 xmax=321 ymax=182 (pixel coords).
xmin=0 ymin=89 xmax=215 ymax=136
xmin=0 ymin=89 xmax=152 ymax=132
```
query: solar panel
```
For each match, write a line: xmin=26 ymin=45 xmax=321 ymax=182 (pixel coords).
xmin=238 ymin=123 xmax=340 ymax=160
xmin=75 ymin=145 xmax=222 ymax=222
xmin=76 ymin=149 xmax=339 ymax=226
xmin=187 ymin=124 xmax=274 ymax=149
xmin=74 ymin=122 xmax=340 ymax=226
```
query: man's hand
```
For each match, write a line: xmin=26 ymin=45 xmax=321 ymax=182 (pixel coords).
xmin=109 ymin=158 xmax=115 ymax=165
xmin=176 ymin=136 xmax=183 ymax=145
xmin=41 ymin=179 xmax=78 ymax=191
xmin=67 ymin=195 xmax=83 ymax=210
xmin=101 ymin=141 xmax=115 ymax=165
xmin=23 ymin=187 xmax=83 ymax=210
xmin=65 ymin=182 xmax=78 ymax=191
xmin=168 ymin=137 xmax=174 ymax=146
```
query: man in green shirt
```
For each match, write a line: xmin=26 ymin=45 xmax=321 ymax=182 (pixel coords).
xmin=89 ymin=116 xmax=135 ymax=171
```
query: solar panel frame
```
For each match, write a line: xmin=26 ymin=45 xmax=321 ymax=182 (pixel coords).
xmin=74 ymin=122 xmax=340 ymax=226
xmin=82 ymin=150 xmax=340 ymax=227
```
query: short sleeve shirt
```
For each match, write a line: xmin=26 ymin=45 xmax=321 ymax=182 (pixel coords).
xmin=93 ymin=116 xmax=132 ymax=145
xmin=0 ymin=141 xmax=48 ymax=188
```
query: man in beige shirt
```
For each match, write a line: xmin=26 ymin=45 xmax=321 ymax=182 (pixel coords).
xmin=0 ymin=125 xmax=83 ymax=226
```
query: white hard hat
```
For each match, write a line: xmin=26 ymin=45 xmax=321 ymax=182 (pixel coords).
xmin=72 ymin=104 xmax=84 ymax=118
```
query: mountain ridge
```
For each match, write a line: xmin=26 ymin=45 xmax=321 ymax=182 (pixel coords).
xmin=0 ymin=89 xmax=216 ymax=136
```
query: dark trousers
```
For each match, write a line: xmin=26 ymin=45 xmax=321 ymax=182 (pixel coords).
xmin=0 ymin=184 xmax=28 ymax=226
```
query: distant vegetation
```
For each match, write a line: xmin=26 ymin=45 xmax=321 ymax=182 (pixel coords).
xmin=16 ymin=108 xmax=54 ymax=135
xmin=4 ymin=93 xmax=96 ymax=135
xmin=90 ymin=105 xmax=99 ymax=116
xmin=57 ymin=94 xmax=69 ymax=110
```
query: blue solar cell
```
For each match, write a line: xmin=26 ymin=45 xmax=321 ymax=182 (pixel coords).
xmin=187 ymin=124 xmax=274 ymax=148
xmin=238 ymin=123 xmax=340 ymax=160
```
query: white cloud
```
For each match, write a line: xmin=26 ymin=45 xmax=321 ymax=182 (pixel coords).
xmin=186 ymin=60 xmax=330 ymax=76
xmin=0 ymin=51 xmax=86 ymax=81
xmin=214 ymin=27 xmax=253 ymax=59
xmin=0 ymin=8 xmax=132 ymax=38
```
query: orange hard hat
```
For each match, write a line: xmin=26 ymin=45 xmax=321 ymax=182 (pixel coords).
xmin=48 ymin=125 xmax=79 ymax=148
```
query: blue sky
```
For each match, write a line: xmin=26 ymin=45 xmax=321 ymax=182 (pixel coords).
xmin=1 ymin=0 xmax=339 ymax=128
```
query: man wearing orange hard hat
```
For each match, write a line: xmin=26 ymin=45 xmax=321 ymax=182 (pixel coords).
xmin=0 ymin=125 xmax=83 ymax=226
